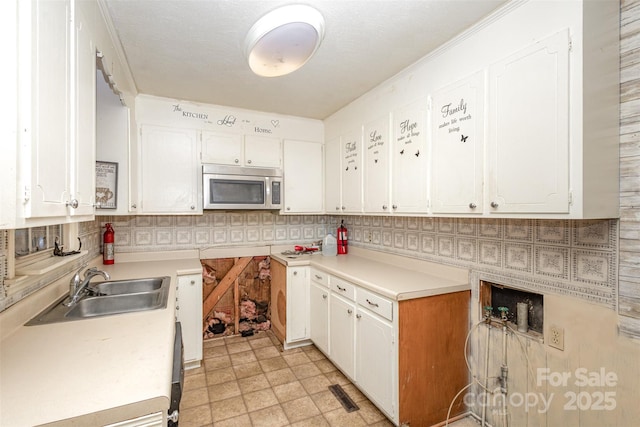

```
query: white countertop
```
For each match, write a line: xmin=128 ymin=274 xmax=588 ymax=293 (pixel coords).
xmin=270 ymin=247 xmax=470 ymax=300
xmin=0 ymin=252 xmax=201 ymax=427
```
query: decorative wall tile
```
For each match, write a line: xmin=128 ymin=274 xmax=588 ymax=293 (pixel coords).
xmin=393 ymin=231 xmax=405 ymax=249
xmin=572 ymin=250 xmax=614 ymax=287
xmin=245 ymin=228 xmax=259 ymax=242
xmin=352 ymin=229 xmax=362 ymax=243
xmin=213 ymin=213 xmax=227 ymax=227
xmin=407 ymin=217 xmax=419 ymax=230
xmin=363 ymin=216 xmax=372 ymax=227
xmin=155 ymin=229 xmax=173 ymax=245
xmin=382 ymin=231 xmax=392 ymax=247
xmin=535 ymin=220 xmax=570 ymax=245
xmin=303 ymin=227 xmax=315 ymax=240
xmin=275 ymin=215 xmax=287 ymax=225
xmin=288 ymin=227 xmax=302 ymax=241
xmin=176 ymin=230 xmax=192 ymax=245
xmin=407 ymin=233 xmax=419 ymax=251
xmin=457 ymin=238 xmax=477 ymax=263
xmin=371 ymin=217 xmax=382 ymax=227
xmin=421 ymin=233 xmax=436 ymax=254
xmin=114 ymin=230 xmax=131 ymax=246
xmin=261 ymin=212 xmax=275 ymax=225
xmin=315 ymin=226 xmax=326 ymax=238
xmin=176 ymin=216 xmax=193 ymax=227
xmin=534 ymin=246 xmax=569 ymax=279
xmin=479 ymin=219 xmax=503 ymax=239
xmin=134 ymin=230 xmax=153 ymax=246
xmin=246 ymin=213 xmax=260 ymax=226
xmin=288 ymin=216 xmax=302 ymax=225
xmin=505 ymin=219 xmax=533 ymax=242
xmin=135 ymin=216 xmax=154 ymax=227
xmin=457 ymin=218 xmax=477 ymax=236
xmin=372 ymin=230 xmax=382 ymax=245
xmin=393 ymin=217 xmax=405 ymax=229
xmin=262 ymin=228 xmax=274 ymax=241
xmin=421 ymin=217 xmax=436 ymax=231
xmin=230 ymin=213 xmax=244 ymax=226
xmin=437 ymin=235 xmax=455 ymax=258
xmin=195 ymin=215 xmax=210 ymax=227
xmin=504 ymin=243 xmax=532 ymax=273
xmin=195 ymin=230 xmax=211 ymax=245
xmin=438 ymin=218 xmax=455 ymax=234
xmin=573 ymin=219 xmax=615 ymax=250
xmin=156 ymin=217 xmax=174 ymax=227
xmin=213 ymin=229 xmax=227 ymax=244
xmin=230 ymin=229 xmax=244 ymax=243
xmin=479 ymin=241 xmax=502 ymax=267
xmin=304 ymin=215 xmax=316 ymax=224
xmin=382 ymin=217 xmax=393 ymax=228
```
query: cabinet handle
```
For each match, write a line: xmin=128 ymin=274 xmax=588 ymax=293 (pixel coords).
xmin=314 ymin=274 xmax=322 ymax=280
xmin=234 ymin=158 xmax=239 ymax=163
xmin=469 ymin=203 xmax=477 ymax=209
xmin=131 ymin=204 xmax=137 ymax=209
xmin=356 ymin=314 xmax=362 ymax=319
xmin=66 ymin=199 xmax=79 ymax=209
xmin=366 ymin=299 xmax=379 ymax=307
xmin=347 ymin=309 xmax=353 ymax=314
xmin=247 ymin=159 xmax=252 ymax=164
xmin=337 ymin=285 xmax=346 ymax=292
xmin=382 ymin=205 xmax=387 ymax=210
xmin=392 ymin=204 xmax=398 ymax=210
xmin=322 ymin=294 xmax=327 ymax=299
xmin=491 ymin=201 xmax=499 ymax=208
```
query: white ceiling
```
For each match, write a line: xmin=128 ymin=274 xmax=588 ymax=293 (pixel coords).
xmin=104 ymin=0 xmax=507 ymax=120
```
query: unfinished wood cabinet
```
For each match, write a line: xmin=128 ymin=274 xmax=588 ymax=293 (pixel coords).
xmin=270 ymin=259 xmax=310 ymax=348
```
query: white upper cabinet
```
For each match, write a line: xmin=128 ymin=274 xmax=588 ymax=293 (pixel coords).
xmin=139 ymin=125 xmax=201 ymax=214
xmin=431 ymin=71 xmax=485 ymax=214
xmin=340 ymin=130 xmax=363 ymax=213
xmin=487 ymin=30 xmax=570 ymax=215
xmin=282 ymin=140 xmax=323 ymax=214
xmin=201 ymin=132 xmax=282 ymax=168
xmin=364 ymin=116 xmax=391 ymax=214
xmin=391 ymin=101 xmax=429 ymax=214
xmin=324 ymin=137 xmax=342 ymax=214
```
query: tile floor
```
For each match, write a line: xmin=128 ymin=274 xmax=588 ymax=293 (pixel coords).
xmin=180 ymin=331 xmax=479 ymax=427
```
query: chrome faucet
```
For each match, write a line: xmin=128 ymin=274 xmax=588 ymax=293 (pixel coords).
xmin=65 ymin=266 xmax=110 ymax=306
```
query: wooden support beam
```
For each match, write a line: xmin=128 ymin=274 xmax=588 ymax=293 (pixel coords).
xmin=203 ymin=256 xmax=252 ymax=318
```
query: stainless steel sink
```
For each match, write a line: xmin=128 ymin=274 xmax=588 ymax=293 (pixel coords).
xmin=93 ymin=277 xmax=166 ymax=295
xmin=26 ymin=276 xmax=171 ymax=325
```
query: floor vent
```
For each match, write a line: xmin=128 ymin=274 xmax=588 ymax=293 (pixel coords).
xmin=328 ymin=384 xmax=359 ymax=413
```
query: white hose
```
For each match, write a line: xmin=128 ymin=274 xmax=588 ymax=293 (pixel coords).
xmin=481 ymin=322 xmax=491 ymax=427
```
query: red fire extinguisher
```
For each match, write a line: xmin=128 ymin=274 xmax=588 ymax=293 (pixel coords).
xmin=337 ymin=220 xmax=348 ymax=255
xmin=103 ymin=223 xmax=115 ymax=265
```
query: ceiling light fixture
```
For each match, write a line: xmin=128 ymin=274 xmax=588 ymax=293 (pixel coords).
xmin=244 ymin=5 xmax=325 ymax=78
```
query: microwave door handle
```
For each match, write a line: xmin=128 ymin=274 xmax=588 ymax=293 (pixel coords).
xmin=265 ymin=177 xmax=271 ymax=208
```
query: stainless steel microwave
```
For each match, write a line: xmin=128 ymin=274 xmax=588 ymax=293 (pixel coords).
xmin=202 ymin=164 xmax=283 ymax=210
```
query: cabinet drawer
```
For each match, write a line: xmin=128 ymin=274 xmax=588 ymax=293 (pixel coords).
xmin=330 ymin=276 xmax=356 ymax=301
xmin=310 ymin=268 xmax=329 ymax=287
xmin=357 ymin=288 xmax=393 ymax=321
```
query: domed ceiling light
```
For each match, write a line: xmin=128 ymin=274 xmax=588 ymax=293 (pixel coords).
xmin=245 ymin=5 xmax=325 ymax=77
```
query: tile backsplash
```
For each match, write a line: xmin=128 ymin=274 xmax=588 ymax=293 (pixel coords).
xmin=99 ymin=213 xmax=618 ymax=309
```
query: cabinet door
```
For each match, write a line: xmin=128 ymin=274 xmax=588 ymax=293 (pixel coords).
xmin=177 ymin=274 xmax=203 ymax=366
xmin=364 ymin=117 xmax=391 ymax=213
xmin=356 ymin=308 xmax=395 ymax=418
xmin=282 ymin=140 xmax=323 ymax=213
xmin=340 ymin=130 xmax=363 ymax=213
xmin=431 ymin=72 xmax=484 ymax=214
xmin=140 ymin=125 xmax=200 ymax=213
xmin=201 ymin=131 xmax=243 ymax=165
xmin=244 ymin=135 xmax=282 ymax=168
xmin=309 ymin=282 xmax=329 ymax=355
xmin=487 ymin=30 xmax=570 ymax=214
xmin=70 ymin=5 xmax=96 ymax=217
xmin=286 ymin=267 xmax=310 ymax=343
xmin=24 ymin=0 xmax=71 ymax=218
xmin=391 ymin=101 xmax=428 ymax=213
xmin=324 ymin=137 xmax=342 ymax=214
xmin=329 ymin=294 xmax=355 ymax=379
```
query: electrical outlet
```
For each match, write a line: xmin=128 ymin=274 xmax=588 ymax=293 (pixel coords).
xmin=364 ymin=230 xmax=372 ymax=243
xmin=548 ymin=324 xmax=564 ymax=351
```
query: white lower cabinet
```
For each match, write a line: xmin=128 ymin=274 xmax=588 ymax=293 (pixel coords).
xmin=309 ymin=270 xmax=329 ymax=354
xmin=355 ymin=306 xmax=395 ymax=417
xmin=329 ymin=293 xmax=356 ymax=379
xmin=286 ymin=266 xmax=310 ymax=344
xmin=177 ymin=273 xmax=203 ymax=368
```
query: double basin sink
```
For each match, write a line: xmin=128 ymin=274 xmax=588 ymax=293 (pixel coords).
xmin=26 ymin=276 xmax=171 ymax=326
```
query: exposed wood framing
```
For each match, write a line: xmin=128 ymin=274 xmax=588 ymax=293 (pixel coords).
xmin=202 ymin=256 xmax=252 ymax=319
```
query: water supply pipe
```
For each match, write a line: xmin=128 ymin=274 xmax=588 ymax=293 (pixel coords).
xmin=481 ymin=306 xmax=493 ymax=427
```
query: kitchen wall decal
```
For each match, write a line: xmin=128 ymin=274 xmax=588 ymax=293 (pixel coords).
xmin=95 ymin=161 xmax=117 ymax=209
xmin=342 ymin=130 xmax=361 ymax=172
xmin=393 ymin=101 xmax=425 ymax=159
xmin=201 ymin=256 xmax=271 ymax=339
xmin=364 ymin=116 xmax=388 ymax=167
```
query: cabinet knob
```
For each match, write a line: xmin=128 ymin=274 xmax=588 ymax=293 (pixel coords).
xmin=356 ymin=314 xmax=362 ymax=319
xmin=287 ymin=207 xmax=291 ymax=211
xmin=491 ymin=201 xmax=499 ymax=208
xmin=66 ymin=199 xmax=79 ymax=209
xmin=322 ymin=294 xmax=327 ymax=299
xmin=190 ymin=280 xmax=195 ymax=285
xmin=382 ymin=205 xmax=387 ymax=210
xmin=337 ymin=285 xmax=346 ymax=292
xmin=247 ymin=159 xmax=252 ymax=164
xmin=347 ymin=309 xmax=353 ymax=314
xmin=190 ymin=205 xmax=195 ymax=210
xmin=469 ymin=203 xmax=477 ymax=209
xmin=235 ymin=158 xmax=239 ymax=163
xmin=293 ymin=271 xmax=298 ymax=276
xmin=341 ymin=206 xmax=345 ymax=210
xmin=335 ymin=207 xmax=340 ymax=211
xmin=392 ymin=204 xmax=398 ymax=210
xmin=131 ymin=204 xmax=137 ymax=209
